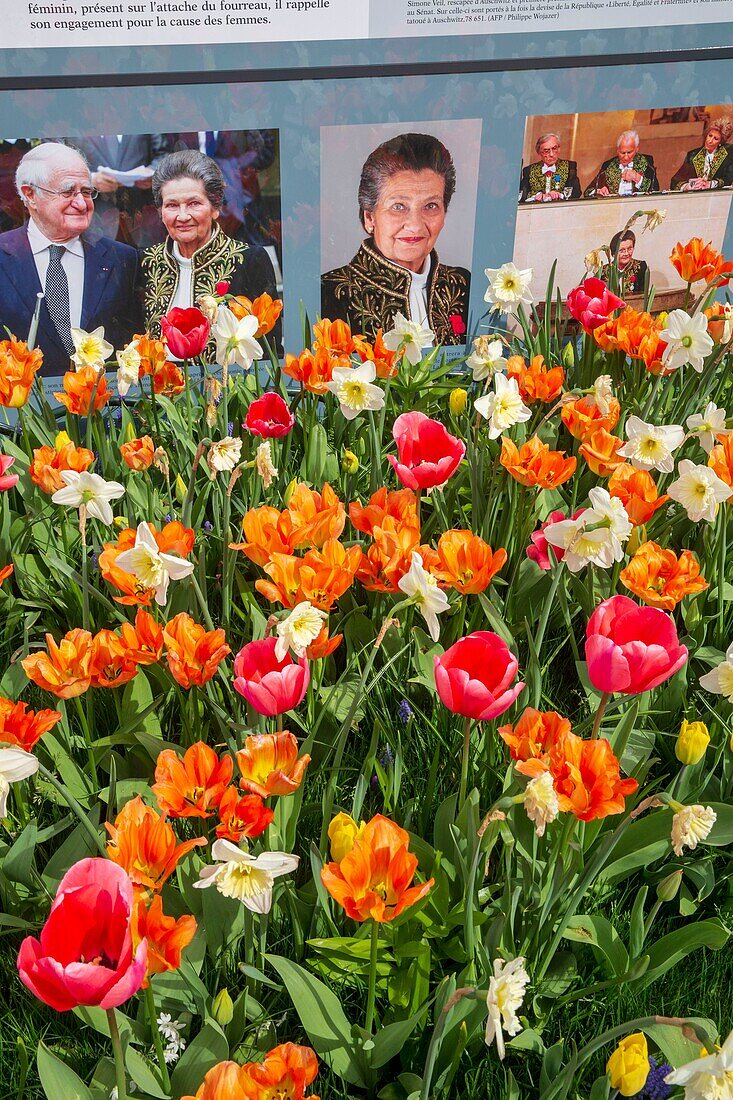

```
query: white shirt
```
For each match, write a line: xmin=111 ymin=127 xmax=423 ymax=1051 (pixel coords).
xmin=197 ymin=131 xmax=219 ymax=155
xmin=542 ymin=162 xmax=557 ymax=193
xmin=27 ymin=218 xmax=84 ymax=329
xmin=407 ymin=256 xmax=430 ymax=328
xmin=618 ymin=160 xmax=636 ymax=196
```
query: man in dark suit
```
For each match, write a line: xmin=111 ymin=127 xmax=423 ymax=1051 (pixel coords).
xmin=584 ymin=130 xmax=660 ymax=198
xmin=519 ymin=133 xmax=581 ymax=203
xmin=0 ymin=142 xmax=140 ymax=375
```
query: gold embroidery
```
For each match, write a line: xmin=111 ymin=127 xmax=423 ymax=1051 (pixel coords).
xmin=691 ymin=146 xmax=728 ymax=182
xmin=527 ymin=159 xmax=570 ymax=199
xmin=601 ymin=154 xmax=653 ymax=195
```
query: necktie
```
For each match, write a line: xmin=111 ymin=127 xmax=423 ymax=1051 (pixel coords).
xmin=45 ymin=244 xmax=73 ymax=354
xmin=205 ymin=130 xmax=217 ymax=157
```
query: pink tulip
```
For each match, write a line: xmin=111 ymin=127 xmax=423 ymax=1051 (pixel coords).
xmin=566 ymin=277 xmax=625 ymax=332
xmin=434 ymin=631 xmax=525 ymax=720
xmin=17 ymin=858 xmax=147 ymax=1012
xmin=585 ymin=595 xmax=688 ymax=695
xmin=233 ymin=637 xmax=310 ymax=716
xmin=0 ymin=454 xmax=18 ymax=492
xmin=387 ymin=411 xmax=465 ymax=491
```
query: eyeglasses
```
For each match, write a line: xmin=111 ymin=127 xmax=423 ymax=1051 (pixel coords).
xmin=33 ymin=185 xmax=98 ymax=200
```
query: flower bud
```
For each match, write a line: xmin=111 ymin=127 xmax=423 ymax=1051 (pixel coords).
xmin=656 ymin=869 xmax=682 ymax=902
xmin=123 ymin=421 xmax=137 ymax=443
xmin=212 ymin=987 xmax=234 ymax=1026
xmin=197 ymin=294 xmax=219 ymax=324
xmin=283 ymin=478 xmax=297 ymax=506
xmin=328 ymin=812 xmax=363 ymax=863
xmin=562 ymin=341 xmax=575 ymax=368
xmin=449 ymin=388 xmax=468 ymax=417
xmin=342 ymin=449 xmax=359 ymax=474
xmin=54 ymin=430 xmax=72 ymax=450
xmin=675 ymin=719 xmax=710 ymax=766
xmin=175 ymin=474 xmax=188 ymax=503
xmin=113 ymin=516 xmax=128 ymax=529
xmin=606 ymin=1033 xmax=649 ymax=1096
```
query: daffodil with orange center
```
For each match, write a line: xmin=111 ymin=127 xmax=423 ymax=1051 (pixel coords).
xmin=239 ymin=1043 xmax=321 ymax=1100
xmin=561 ymin=394 xmax=620 ymax=440
xmin=153 ymin=742 xmax=233 ymax=818
xmin=54 ymin=366 xmax=111 ymax=416
xmin=349 ymin=486 xmax=419 ymax=535
xmin=30 ymin=437 xmax=95 ymax=495
xmin=287 ymin=483 xmax=346 ymax=549
xmin=433 ymin=530 xmax=507 ymax=594
xmin=90 ymin=628 xmax=139 ymax=689
xmin=216 ymin=787 xmax=274 ymax=842
xmin=0 ymin=697 xmax=61 ymax=752
xmin=546 ymin=733 xmax=638 ymax=821
xmin=236 ymin=732 xmax=311 ymax=799
xmin=578 ymin=429 xmax=625 ymax=477
xmin=620 ymin=541 xmax=708 ymax=610
xmin=106 ymin=795 xmax=206 ymax=892
xmin=498 ymin=707 xmax=571 ymax=767
xmin=708 ymin=433 xmax=733 ymax=489
xmin=670 ymin=237 xmax=733 ymax=284
xmin=229 ymin=292 xmax=283 ymax=337
xmin=119 ymin=608 xmax=164 ymax=665
xmin=163 ymin=613 xmax=231 ymax=688
xmin=320 ymin=813 xmax=433 ymax=923
xmin=313 ymin=318 xmax=357 ymax=356
xmin=132 ymin=894 xmax=197 ymax=985
xmin=608 ymin=464 xmax=669 ymax=526
xmin=500 ymin=435 xmax=576 ymax=489
xmin=120 ymin=436 xmax=155 ymax=471
xmin=283 ymin=347 xmax=335 ymax=394
xmin=507 ymin=353 xmax=565 ymax=405
xmin=22 ymin=628 xmax=94 ymax=699
xmin=0 ymin=337 xmax=43 ymax=407
xmin=100 ymin=521 xmax=195 ymax=605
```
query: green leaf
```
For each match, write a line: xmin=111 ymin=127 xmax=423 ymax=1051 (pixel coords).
xmin=3 ymin=820 xmax=39 ymax=888
xmin=37 ymin=1043 xmax=93 ymax=1100
xmin=125 ymin=1047 xmax=168 ymax=1097
xmin=367 ymin=1005 xmax=430 ymax=1070
xmin=170 ymin=1022 xmax=228 ymax=1099
xmin=637 ymin=919 xmax=728 ymax=988
xmin=564 ymin=914 xmax=629 ymax=977
xmin=598 ymin=813 xmax=670 ymax=885
xmin=266 ymin=954 xmax=368 ymax=1087
xmin=641 ymin=1018 xmax=718 ymax=1066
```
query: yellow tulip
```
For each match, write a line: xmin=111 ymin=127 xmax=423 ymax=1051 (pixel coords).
xmin=342 ymin=449 xmax=359 ymax=474
xmin=328 ymin=812 xmax=364 ymax=863
xmin=54 ymin=430 xmax=72 ymax=450
xmin=449 ymin=388 xmax=467 ymax=417
xmin=675 ymin=720 xmax=710 ymax=766
xmin=607 ymin=1033 xmax=649 ymax=1096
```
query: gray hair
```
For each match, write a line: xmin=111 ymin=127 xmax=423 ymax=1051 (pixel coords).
xmin=152 ymin=150 xmax=225 ymax=210
xmin=535 ymin=132 xmax=561 ymax=154
xmin=357 ymin=133 xmax=456 ymax=231
xmin=15 ymin=142 xmax=89 ymax=202
xmin=617 ymin=130 xmax=640 ymax=149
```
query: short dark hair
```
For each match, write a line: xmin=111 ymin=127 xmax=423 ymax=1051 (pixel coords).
xmin=358 ymin=133 xmax=456 ymax=230
xmin=610 ymin=229 xmax=636 ymax=254
xmin=152 ymin=150 xmax=225 ymax=210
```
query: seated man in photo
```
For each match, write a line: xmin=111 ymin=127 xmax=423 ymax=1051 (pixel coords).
xmin=584 ymin=130 xmax=659 ymax=198
xmin=519 ymin=133 xmax=581 ymax=203
xmin=0 ymin=142 xmax=141 ymax=374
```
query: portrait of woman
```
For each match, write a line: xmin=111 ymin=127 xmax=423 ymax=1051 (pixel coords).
xmin=320 ymin=133 xmax=471 ymax=346
xmin=141 ymin=149 xmax=279 ymax=360
xmin=670 ymin=118 xmax=733 ymax=191
xmin=601 ymin=229 xmax=648 ymax=296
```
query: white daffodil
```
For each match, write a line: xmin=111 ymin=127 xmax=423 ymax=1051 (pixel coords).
xmin=484 ymin=263 xmax=533 ymax=314
xmin=660 ymin=309 xmax=714 ymax=373
xmin=590 ymin=374 xmax=614 ymax=417
xmin=617 ymin=415 xmax=685 ymax=473
xmin=686 ymin=402 xmax=730 ymax=454
xmin=523 ymin=771 xmax=559 ymax=838
xmin=208 ymin=436 xmax=242 ymax=474
xmin=382 ymin=312 xmax=435 ymax=366
xmin=397 ymin=551 xmax=449 ymax=642
xmin=116 ymin=340 xmax=141 ymax=397
xmin=699 ymin=642 xmax=733 ymax=701
xmin=193 ymin=838 xmax=299 ymax=913
xmin=325 ymin=362 xmax=385 ymax=421
xmin=466 ymin=336 xmax=506 ymax=382
xmin=643 ymin=209 xmax=666 ymax=232
xmin=485 ymin=955 xmax=530 ymax=1059
xmin=212 ymin=307 xmax=263 ymax=370
xmin=670 ymin=804 xmax=717 ymax=857
xmin=71 ymin=326 xmax=114 ymax=370
xmin=0 ymin=746 xmax=38 ymax=817
xmin=474 ymin=373 xmax=531 ymax=440
xmin=583 ymin=486 xmax=633 ymax=547
xmin=665 ymin=1027 xmax=733 ymax=1098
xmin=114 ymin=521 xmax=194 ymax=606
xmin=255 ymin=440 xmax=278 ymax=489
xmin=51 ymin=470 xmax=125 ymax=526
xmin=543 ymin=512 xmax=620 ymax=573
xmin=275 ymin=601 xmax=327 ymax=661
xmin=667 ymin=460 xmax=732 ymax=523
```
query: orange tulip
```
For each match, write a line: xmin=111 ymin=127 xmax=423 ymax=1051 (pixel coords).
xmin=229 ymin=292 xmax=283 ymax=338
xmin=708 ymin=434 xmax=733 ymax=489
xmin=355 ymin=515 xmax=430 ymax=593
xmin=215 ymin=787 xmax=274 ymax=842
xmin=119 ymin=608 xmax=165 ymax=665
xmin=30 ymin=439 xmax=95 ymax=495
xmin=593 ymin=307 xmax=668 ymax=374
xmin=54 ymin=366 xmax=111 ymax=415
xmin=507 ymin=353 xmax=565 ymax=405
xmin=106 ymin=795 xmax=206 ymax=892
xmin=320 ymin=813 xmax=433 ymax=923
xmin=498 ymin=707 xmax=571 ymax=766
xmin=704 ymin=301 xmax=733 ymax=344
xmin=239 ymin=1044 xmax=321 ymax=1100
xmin=578 ymin=428 xmax=625 ymax=477
xmin=153 ymin=742 xmax=233 ymax=818
xmin=90 ymin=628 xmax=139 ymax=689
xmin=255 ymin=553 xmax=302 ymax=607
xmin=183 ymin=1061 xmax=250 ymax=1100
xmin=608 ymin=464 xmax=669 ymax=526
xmin=120 ymin=436 xmax=155 ymax=471
xmin=152 ymin=360 xmax=185 ymax=396
xmin=0 ymin=696 xmax=61 ymax=752
xmin=134 ymin=333 xmax=168 ymax=377
xmin=620 ymin=541 xmax=708 ymax=610
xmin=670 ymin=237 xmax=733 ymax=285
xmin=433 ymin=530 xmax=507 ymax=594
xmin=163 ymin=613 xmax=231 ymax=689
xmin=132 ymin=894 xmax=197 ymax=984
xmin=0 ymin=337 xmax=43 ymax=408
xmin=500 ymin=435 xmax=576 ymax=489
xmin=306 ymin=626 xmax=343 ymax=660
xmin=100 ymin=522 xmax=195 ymax=605
xmin=283 ymin=347 xmax=335 ymax=394
xmin=0 ymin=563 xmax=13 ymax=587
xmin=22 ymin=628 xmax=94 ymax=699
xmin=288 ymin=482 xmax=346 ymax=549
xmin=561 ymin=394 xmax=620 ymax=440
xmin=548 ymin=732 xmax=638 ymax=821
xmin=296 ymin=540 xmax=361 ymax=610
xmin=349 ymin=487 xmax=418 ymax=535
xmin=313 ymin=318 xmax=357 ymax=356
xmin=236 ymin=732 xmax=311 ymax=799
xmin=230 ymin=504 xmax=294 ymax=565
xmin=356 ymin=327 xmax=399 ymax=379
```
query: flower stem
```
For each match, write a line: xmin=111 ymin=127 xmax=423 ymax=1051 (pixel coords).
xmin=365 ymin=919 xmax=379 ymax=1035
xmin=144 ymin=983 xmax=171 ymax=1093
xmin=106 ymin=1008 xmax=127 ymax=1100
xmin=459 ymin=715 xmax=472 ymax=805
xmin=590 ymin=691 xmax=611 ymax=740
xmin=36 ymin=763 xmax=107 ymax=856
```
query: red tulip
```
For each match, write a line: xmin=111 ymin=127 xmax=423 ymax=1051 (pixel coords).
xmin=0 ymin=454 xmax=18 ymax=492
xmin=434 ymin=631 xmax=525 ymax=720
xmin=566 ymin=277 xmax=625 ymax=333
xmin=585 ymin=594 xmax=688 ymax=695
xmin=17 ymin=857 xmax=147 ymax=1011
xmin=215 ymin=280 xmax=231 ymax=296
xmin=387 ymin=411 xmax=465 ymax=491
xmin=160 ymin=306 xmax=211 ymax=359
xmin=233 ymin=637 xmax=309 ymax=717
xmin=245 ymin=392 xmax=295 ymax=438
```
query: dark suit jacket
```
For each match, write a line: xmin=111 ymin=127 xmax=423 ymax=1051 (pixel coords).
xmin=671 ymin=144 xmax=733 ymax=190
xmin=519 ymin=160 xmax=581 ymax=203
xmin=0 ymin=226 xmax=141 ymax=375
xmin=584 ymin=154 xmax=659 ymax=197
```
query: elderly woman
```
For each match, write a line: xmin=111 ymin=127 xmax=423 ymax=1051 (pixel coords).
xmin=671 ymin=118 xmax=733 ymax=191
xmin=320 ymin=133 xmax=471 ymax=345
xmin=141 ymin=149 xmax=278 ymax=358
xmin=601 ymin=229 xmax=648 ymax=296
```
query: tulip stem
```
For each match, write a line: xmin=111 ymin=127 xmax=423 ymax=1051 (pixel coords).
xmin=36 ymin=763 xmax=107 ymax=856
xmin=106 ymin=1008 xmax=127 ymax=1100
xmin=590 ymin=692 xmax=611 ymax=740
xmin=459 ymin=715 xmax=472 ymax=806
xmin=144 ymin=983 xmax=171 ymax=1093
xmin=365 ymin=919 xmax=379 ymax=1034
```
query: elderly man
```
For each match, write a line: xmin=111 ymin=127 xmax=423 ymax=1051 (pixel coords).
xmin=519 ymin=133 xmax=581 ymax=203
xmin=0 ymin=142 xmax=140 ymax=374
xmin=585 ymin=130 xmax=660 ymax=198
